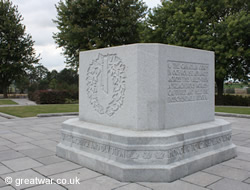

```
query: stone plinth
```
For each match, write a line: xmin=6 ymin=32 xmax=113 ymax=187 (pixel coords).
xmin=57 ymin=43 xmax=236 ymax=182
xmin=79 ymin=44 xmax=214 ymax=130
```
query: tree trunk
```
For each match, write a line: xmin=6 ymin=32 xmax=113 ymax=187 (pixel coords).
xmin=3 ymin=86 xmax=8 ymax=98
xmin=216 ymin=78 xmax=224 ymax=98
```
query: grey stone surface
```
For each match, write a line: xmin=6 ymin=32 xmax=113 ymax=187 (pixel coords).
xmin=0 ymin=146 xmax=9 ymax=152
xmin=0 ymin=138 xmax=15 ymax=146
xmin=232 ymin=133 xmax=250 ymax=141
xmin=181 ymin=171 xmax=221 ymax=187
xmin=2 ymin=157 xmax=43 ymax=171
xmin=208 ymin=178 xmax=250 ymax=190
xmin=221 ymin=159 xmax=250 ymax=171
xmin=0 ymin=150 xmax=24 ymax=161
xmin=67 ymin=176 xmax=127 ymax=190
xmin=236 ymin=152 xmax=250 ymax=162
xmin=0 ymin=186 xmax=15 ymax=190
xmin=33 ymin=161 xmax=81 ymax=176
xmin=49 ymin=168 xmax=102 ymax=182
xmin=6 ymin=136 xmax=34 ymax=143
xmin=236 ymin=146 xmax=250 ymax=154
xmin=25 ymin=184 xmax=66 ymax=190
xmin=204 ymin=164 xmax=250 ymax=181
xmin=11 ymin=99 xmax=36 ymax=106
xmin=114 ymin=183 xmax=152 ymax=190
xmin=244 ymin=178 xmax=250 ymax=184
xmin=140 ymin=180 xmax=208 ymax=190
xmin=35 ymin=156 xmax=65 ymax=165
xmin=0 ymin=165 xmax=12 ymax=175
xmin=7 ymin=143 xmax=39 ymax=151
xmin=79 ymin=44 xmax=214 ymax=130
xmin=20 ymin=147 xmax=54 ymax=159
xmin=1 ymin=169 xmax=48 ymax=190
xmin=57 ymin=117 xmax=236 ymax=182
xmin=57 ymin=44 xmax=236 ymax=182
xmin=215 ymin=112 xmax=250 ymax=119
xmin=0 ymin=178 xmax=7 ymax=187
xmin=0 ymin=115 xmax=248 ymax=189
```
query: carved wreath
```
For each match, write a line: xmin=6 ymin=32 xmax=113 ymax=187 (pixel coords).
xmin=86 ymin=53 xmax=126 ymax=116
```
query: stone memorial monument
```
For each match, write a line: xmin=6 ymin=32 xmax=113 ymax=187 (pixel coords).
xmin=56 ymin=44 xmax=236 ymax=182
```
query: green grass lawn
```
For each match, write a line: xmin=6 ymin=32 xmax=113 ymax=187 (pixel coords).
xmin=224 ymin=83 xmax=248 ymax=89
xmin=0 ymin=99 xmax=18 ymax=105
xmin=0 ymin=103 xmax=248 ymax=117
xmin=215 ymin=106 xmax=250 ymax=115
xmin=0 ymin=104 xmax=79 ymax=117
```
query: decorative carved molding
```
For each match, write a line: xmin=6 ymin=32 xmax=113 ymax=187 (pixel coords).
xmin=86 ymin=53 xmax=126 ymax=116
xmin=62 ymin=133 xmax=231 ymax=162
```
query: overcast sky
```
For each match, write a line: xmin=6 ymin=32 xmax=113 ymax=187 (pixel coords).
xmin=11 ymin=0 xmax=161 ymax=71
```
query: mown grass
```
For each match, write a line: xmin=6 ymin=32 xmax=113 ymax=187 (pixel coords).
xmin=215 ymin=106 xmax=250 ymax=115
xmin=224 ymin=83 xmax=248 ymax=89
xmin=0 ymin=104 xmax=78 ymax=117
xmin=0 ymin=104 xmax=248 ymax=117
xmin=0 ymin=99 xmax=18 ymax=105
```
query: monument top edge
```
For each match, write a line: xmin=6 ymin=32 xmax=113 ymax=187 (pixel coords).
xmin=79 ymin=43 xmax=214 ymax=54
xmin=63 ymin=118 xmax=230 ymax=135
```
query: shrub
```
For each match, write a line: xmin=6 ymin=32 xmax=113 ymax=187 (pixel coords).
xmin=65 ymin=98 xmax=79 ymax=104
xmin=225 ymin=88 xmax=235 ymax=94
xmin=247 ymin=88 xmax=250 ymax=94
xmin=215 ymin=95 xmax=250 ymax=106
xmin=31 ymin=90 xmax=78 ymax=104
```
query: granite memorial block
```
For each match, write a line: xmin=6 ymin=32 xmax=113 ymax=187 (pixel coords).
xmin=57 ymin=43 xmax=236 ymax=182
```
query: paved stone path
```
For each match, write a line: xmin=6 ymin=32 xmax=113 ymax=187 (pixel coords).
xmin=0 ymin=116 xmax=249 ymax=190
xmin=11 ymin=99 xmax=36 ymax=106
xmin=0 ymin=99 xmax=36 ymax=108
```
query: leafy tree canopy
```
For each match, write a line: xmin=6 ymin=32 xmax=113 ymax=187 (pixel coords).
xmin=0 ymin=0 xmax=39 ymax=98
xmin=53 ymin=0 xmax=147 ymax=68
xmin=145 ymin=0 xmax=249 ymax=96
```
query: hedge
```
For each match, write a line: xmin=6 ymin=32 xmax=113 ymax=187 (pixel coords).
xmin=29 ymin=90 xmax=78 ymax=104
xmin=224 ymin=88 xmax=235 ymax=94
xmin=215 ymin=95 xmax=250 ymax=106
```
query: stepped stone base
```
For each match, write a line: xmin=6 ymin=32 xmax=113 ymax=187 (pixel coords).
xmin=56 ymin=118 xmax=236 ymax=182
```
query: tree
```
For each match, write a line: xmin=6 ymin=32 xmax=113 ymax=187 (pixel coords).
xmin=57 ymin=68 xmax=78 ymax=85
xmin=0 ymin=0 xmax=39 ymax=98
xmin=53 ymin=0 xmax=147 ymax=68
xmin=145 ymin=0 xmax=249 ymax=97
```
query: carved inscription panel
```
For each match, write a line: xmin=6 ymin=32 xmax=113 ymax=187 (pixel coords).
xmin=167 ymin=61 xmax=209 ymax=103
xmin=62 ymin=132 xmax=231 ymax=163
xmin=86 ymin=53 xmax=126 ymax=116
